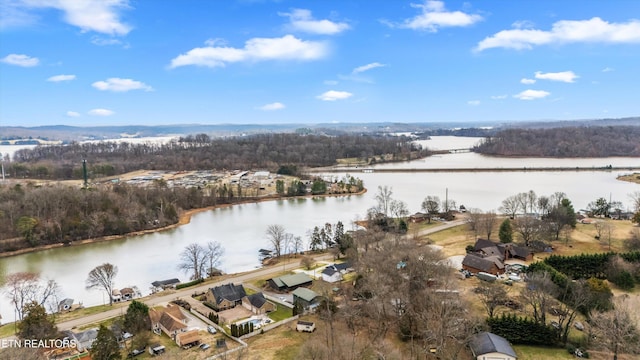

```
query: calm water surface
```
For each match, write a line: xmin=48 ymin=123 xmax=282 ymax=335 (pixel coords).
xmin=0 ymin=137 xmax=639 ymax=322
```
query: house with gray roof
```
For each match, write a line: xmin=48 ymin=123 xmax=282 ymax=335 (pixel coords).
xmin=469 ymin=332 xmax=517 ymax=360
xmin=242 ymin=292 xmax=276 ymax=314
xmin=292 ymin=287 xmax=320 ymax=312
xmin=204 ymin=283 xmax=247 ymax=311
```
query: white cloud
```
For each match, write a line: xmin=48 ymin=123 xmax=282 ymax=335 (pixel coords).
xmin=476 ymin=17 xmax=640 ymax=51
xmin=513 ymin=89 xmax=550 ymax=100
xmin=520 ymin=78 xmax=536 ymax=84
xmin=512 ymin=20 xmax=535 ymax=29
xmin=279 ymin=8 xmax=349 ymax=35
xmin=66 ymin=111 xmax=80 ymax=117
xmin=467 ymin=100 xmax=480 ymax=106
xmin=398 ymin=0 xmax=483 ymax=32
xmin=18 ymin=0 xmax=132 ymax=36
xmin=88 ymin=108 xmax=114 ymax=116
xmin=91 ymin=36 xmax=123 ymax=46
xmin=602 ymin=67 xmax=614 ymax=72
xmin=535 ymin=71 xmax=579 ymax=83
xmin=169 ymin=35 xmax=328 ymax=68
xmin=259 ymin=102 xmax=285 ymax=111
xmin=1 ymin=53 xmax=39 ymax=67
xmin=352 ymin=62 xmax=386 ymax=74
xmin=92 ymin=78 xmax=153 ymax=92
xmin=491 ymin=94 xmax=508 ymax=100
xmin=317 ymin=90 xmax=353 ymax=101
xmin=47 ymin=74 xmax=76 ymax=82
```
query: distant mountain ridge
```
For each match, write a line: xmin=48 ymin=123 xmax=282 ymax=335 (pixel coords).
xmin=1 ymin=117 xmax=638 ymax=142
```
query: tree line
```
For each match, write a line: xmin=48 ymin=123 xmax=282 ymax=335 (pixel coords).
xmin=7 ymin=133 xmax=429 ymax=180
xmin=473 ymin=126 xmax=640 ymax=157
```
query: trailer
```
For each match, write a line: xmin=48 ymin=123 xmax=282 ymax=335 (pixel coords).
xmin=296 ymin=320 xmax=316 ymax=333
xmin=476 ymin=272 xmax=498 ymax=282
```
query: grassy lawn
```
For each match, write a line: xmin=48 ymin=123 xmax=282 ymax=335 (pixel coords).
xmin=514 ymin=345 xmax=574 ymax=360
xmin=0 ymin=323 xmax=17 ymax=338
xmin=268 ymin=305 xmax=293 ymax=322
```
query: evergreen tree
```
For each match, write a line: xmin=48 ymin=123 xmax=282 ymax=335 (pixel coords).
xmin=310 ymin=226 xmax=322 ymax=251
xmin=123 ymin=300 xmax=151 ymax=334
xmin=91 ymin=324 xmax=121 ymax=360
xmin=17 ymin=301 xmax=59 ymax=341
xmin=498 ymin=218 xmax=513 ymax=243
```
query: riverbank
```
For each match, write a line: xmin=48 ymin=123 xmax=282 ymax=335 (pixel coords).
xmin=617 ymin=172 xmax=640 ymax=184
xmin=0 ymin=189 xmax=367 ymax=259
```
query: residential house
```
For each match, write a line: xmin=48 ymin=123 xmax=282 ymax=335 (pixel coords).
xmin=462 ymin=254 xmax=505 ymax=275
xmin=242 ymin=293 xmax=276 ymax=315
xmin=149 ymin=304 xmax=188 ymax=339
xmin=151 ymin=278 xmax=181 ymax=291
xmin=469 ymin=332 xmax=517 ymax=360
xmin=175 ymin=329 xmax=201 ymax=348
xmin=292 ymin=287 xmax=320 ymax=312
xmin=268 ymin=273 xmax=313 ymax=292
xmin=58 ymin=298 xmax=74 ymax=312
xmin=66 ymin=328 xmax=98 ymax=352
xmin=121 ymin=287 xmax=135 ymax=301
xmin=472 ymin=239 xmax=533 ymax=263
xmin=321 ymin=262 xmax=352 ymax=283
xmin=409 ymin=212 xmax=429 ymax=223
xmin=204 ymin=283 xmax=247 ymax=311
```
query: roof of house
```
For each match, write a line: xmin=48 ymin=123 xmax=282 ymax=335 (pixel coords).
xmin=474 ymin=239 xmax=496 ymax=252
xmin=333 ymin=262 xmax=351 ymax=271
xmin=159 ymin=312 xmax=187 ymax=333
xmin=480 ymin=246 xmax=504 ymax=260
xmin=470 ymin=332 xmax=517 ymax=358
xmin=151 ymin=278 xmax=180 ymax=287
xmin=73 ymin=328 xmax=98 ymax=344
xmin=292 ymin=287 xmax=318 ymax=302
xmin=462 ymin=254 xmax=500 ymax=273
xmin=484 ymin=256 xmax=506 ymax=270
xmin=210 ymin=283 xmax=246 ymax=305
xmin=322 ymin=266 xmax=339 ymax=276
xmin=59 ymin=298 xmax=74 ymax=307
xmin=245 ymin=293 xmax=268 ymax=309
xmin=176 ymin=330 xmax=200 ymax=346
xmin=497 ymin=243 xmax=531 ymax=259
xmin=120 ymin=287 xmax=134 ymax=294
xmin=271 ymin=273 xmax=313 ymax=288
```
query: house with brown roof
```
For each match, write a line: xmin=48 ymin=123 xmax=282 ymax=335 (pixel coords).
xmin=462 ymin=254 xmax=505 ymax=275
xmin=175 ymin=329 xmax=201 ymax=348
xmin=242 ymin=293 xmax=276 ymax=315
xmin=149 ymin=304 xmax=188 ymax=339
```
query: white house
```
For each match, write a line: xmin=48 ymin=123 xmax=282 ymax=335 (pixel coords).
xmin=469 ymin=332 xmax=517 ymax=360
xmin=320 ymin=263 xmax=352 ymax=283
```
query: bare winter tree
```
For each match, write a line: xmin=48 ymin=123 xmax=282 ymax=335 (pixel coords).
xmin=86 ymin=263 xmax=118 ymax=306
xmin=374 ymin=185 xmax=393 ymax=217
xmin=513 ymin=215 xmax=543 ymax=247
xmin=266 ymin=224 xmax=286 ymax=258
xmin=178 ymin=243 xmax=207 ymax=280
xmin=594 ymin=221 xmax=614 ymax=249
xmin=205 ymin=241 xmax=224 ymax=277
xmin=500 ymin=195 xmax=522 ymax=219
xmin=4 ymin=272 xmax=59 ymax=320
xmin=478 ymin=211 xmax=498 ymax=241
xmin=590 ymin=295 xmax=640 ymax=360
xmin=520 ymin=272 xmax=557 ymax=325
xmin=476 ymin=281 xmax=508 ymax=318
xmin=421 ymin=196 xmax=440 ymax=223
xmin=466 ymin=208 xmax=483 ymax=238
xmin=629 ymin=191 xmax=640 ymax=213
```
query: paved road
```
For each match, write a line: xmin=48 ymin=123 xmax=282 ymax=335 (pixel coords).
xmin=51 ymin=253 xmax=335 ymax=332
xmin=1 ymin=220 xmax=469 ymax=338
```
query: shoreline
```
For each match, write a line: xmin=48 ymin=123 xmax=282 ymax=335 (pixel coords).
xmin=0 ymin=189 xmax=367 ymax=258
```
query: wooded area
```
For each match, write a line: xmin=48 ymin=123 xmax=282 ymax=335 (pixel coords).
xmin=6 ymin=133 xmax=428 ymax=180
xmin=473 ymin=126 xmax=640 ymax=157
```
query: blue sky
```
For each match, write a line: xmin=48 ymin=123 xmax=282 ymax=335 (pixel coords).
xmin=1 ymin=0 xmax=639 ymax=126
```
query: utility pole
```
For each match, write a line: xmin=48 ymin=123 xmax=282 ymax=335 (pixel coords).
xmin=82 ymin=159 xmax=88 ymax=188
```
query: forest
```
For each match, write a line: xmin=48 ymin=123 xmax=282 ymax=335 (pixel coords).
xmin=473 ymin=126 xmax=640 ymax=157
xmin=6 ymin=133 xmax=428 ymax=180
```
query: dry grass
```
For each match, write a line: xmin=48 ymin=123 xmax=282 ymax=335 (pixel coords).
xmin=617 ymin=172 xmax=640 ymax=185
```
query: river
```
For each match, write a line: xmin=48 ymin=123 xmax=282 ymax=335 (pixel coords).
xmin=0 ymin=136 xmax=639 ymax=322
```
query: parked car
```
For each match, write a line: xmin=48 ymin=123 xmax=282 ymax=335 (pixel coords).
xmin=199 ymin=343 xmax=211 ymax=351
xmin=207 ymin=325 xmax=217 ymax=334
xmin=574 ymin=321 xmax=585 ymax=331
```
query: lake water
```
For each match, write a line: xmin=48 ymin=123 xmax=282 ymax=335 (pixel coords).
xmin=0 ymin=137 xmax=639 ymax=322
